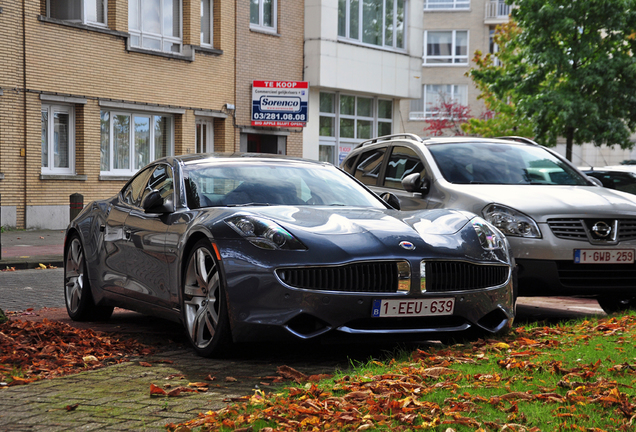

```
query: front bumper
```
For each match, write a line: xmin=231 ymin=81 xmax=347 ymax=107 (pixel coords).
xmin=223 ymin=261 xmax=515 ymax=343
xmin=517 ymin=258 xmax=636 ymax=296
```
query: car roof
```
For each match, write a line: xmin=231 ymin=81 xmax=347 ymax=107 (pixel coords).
xmin=354 ymin=134 xmax=540 ymax=149
xmin=158 ymin=152 xmax=333 ymax=168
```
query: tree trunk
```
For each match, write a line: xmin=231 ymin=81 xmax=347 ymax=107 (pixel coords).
xmin=565 ymin=127 xmax=575 ymax=161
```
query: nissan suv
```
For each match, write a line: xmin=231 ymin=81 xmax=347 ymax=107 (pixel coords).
xmin=341 ymin=134 xmax=636 ymax=313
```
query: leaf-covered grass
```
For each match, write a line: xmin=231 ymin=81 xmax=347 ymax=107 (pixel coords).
xmin=168 ymin=312 xmax=636 ymax=431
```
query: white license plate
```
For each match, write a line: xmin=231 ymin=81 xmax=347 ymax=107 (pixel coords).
xmin=574 ymin=249 xmax=635 ymax=264
xmin=372 ymin=298 xmax=455 ymax=317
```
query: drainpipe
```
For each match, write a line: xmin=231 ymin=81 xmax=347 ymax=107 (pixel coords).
xmin=22 ymin=0 xmax=28 ymax=229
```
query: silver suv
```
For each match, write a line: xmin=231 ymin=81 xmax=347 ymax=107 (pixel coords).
xmin=341 ymin=134 xmax=636 ymax=314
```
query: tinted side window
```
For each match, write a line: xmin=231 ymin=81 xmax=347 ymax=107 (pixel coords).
xmin=354 ymin=148 xmax=386 ymax=186
xmin=343 ymin=154 xmax=358 ymax=174
xmin=141 ymin=164 xmax=174 ymax=205
xmin=383 ymin=146 xmax=425 ymax=189
xmin=122 ymin=168 xmax=153 ymax=207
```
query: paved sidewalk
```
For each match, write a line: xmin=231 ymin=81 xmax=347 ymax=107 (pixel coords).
xmin=0 ymin=229 xmax=65 ymax=270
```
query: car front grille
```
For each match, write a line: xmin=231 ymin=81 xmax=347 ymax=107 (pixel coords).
xmin=425 ymin=261 xmax=509 ymax=292
xmin=548 ymin=218 xmax=636 ymax=243
xmin=557 ymin=261 xmax=636 ymax=288
xmin=277 ymin=260 xmax=509 ymax=293
xmin=277 ymin=262 xmax=400 ymax=293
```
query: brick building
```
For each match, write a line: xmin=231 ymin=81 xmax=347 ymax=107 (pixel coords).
xmin=0 ymin=0 xmax=305 ymax=229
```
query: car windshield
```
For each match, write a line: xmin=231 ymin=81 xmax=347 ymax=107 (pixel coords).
xmin=182 ymin=160 xmax=387 ymax=209
xmin=428 ymin=142 xmax=589 ymax=185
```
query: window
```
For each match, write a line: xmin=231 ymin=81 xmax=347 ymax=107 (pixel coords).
xmin=409 ymin=84 xmax=468 ymax=120
xmin=48 ymin=0 xmax=107 ymax=26
xmin=489 ymin=28 xmax=501 ymax=66
xmin=129 ymin=0 xmax=182 ymax=53
xmin=100 ymin=110 xmax=173 ymax=175
xmin=41 ymin=104 xmax=75 ymax=175
xmin=201 ymin=0 xmax=213 ymax=46
xmin=424 ymin=0 xmax=469 ymax=9
xmin=319 ymin=92 xmax=393 ymax=165
xmin=338 ymin=0 xmax=406 ymax=50
xmin=353 ymin=148 xmax=386 ymax=186
xmin=424 ymin=30 xmax=468 ymax=64
xmin=250 ymin=0 xmax=276 ymax=32
xmin=383 ymin=146 xmax=425 ymax=189
xmin=195 ymin=118 xmax=214 ymax=153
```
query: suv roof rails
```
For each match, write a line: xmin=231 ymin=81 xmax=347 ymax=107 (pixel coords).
xmin=360 ymin=133 xmax=427 ymax=147
xmin=497 ymin=136 xmax=540 ymax=146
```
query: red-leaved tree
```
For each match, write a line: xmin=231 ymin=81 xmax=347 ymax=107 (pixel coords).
xmin=424 ymin=96 xmax=472 ymax=137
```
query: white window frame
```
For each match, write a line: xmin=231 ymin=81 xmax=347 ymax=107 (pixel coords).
xmin=47 ymin=0 xmax=108 ymax=27
xmin=424 ymin=30 xmax=468 ymax=65
xmin=100 ymin=110 xmax=174 ymax=176
xmin=424 ymin=0 xmax=470 ymax=10
xmin=195 ymin=118 xmax=214 ymax=153
xmin=200 ymin=0 xmax=213 ymax=47
xmin=338 ymin=0 xmax=407 ymax=51
xmin=129 ymin=0 xmax=183 ymax=54
xmin=250 ymin=0 xmax=277 ymax=33
xmin=409 ymin=84 xmax=468 ymax=120
xmin=319 ymin=92 xmax=393 ymax=165
xmin=41 ymin=103 xmax=75 ymax=175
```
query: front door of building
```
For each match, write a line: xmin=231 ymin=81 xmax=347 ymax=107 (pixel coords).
xmin=195 ymin=118 xmax=214 ymax=153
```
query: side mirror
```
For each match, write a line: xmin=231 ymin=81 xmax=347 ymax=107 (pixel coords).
xmin=586 ymin=176 xmax=603 ymax=187
xmin=402 ymin=173 xmax=429 ymax=194
xmin=142 ymin=190 xmax=173 ymax=213
xmin=380 ymin=192 xmax=401 ymax=210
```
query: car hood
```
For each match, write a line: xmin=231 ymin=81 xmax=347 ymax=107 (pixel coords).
xmin=224 ymin=206 xmax=506 ymax=264
xmin=448 ymin=184 xmax=636 ymax=221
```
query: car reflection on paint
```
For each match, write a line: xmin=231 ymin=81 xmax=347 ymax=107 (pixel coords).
xmin=64 ymin=153 xmax=515 ymax=357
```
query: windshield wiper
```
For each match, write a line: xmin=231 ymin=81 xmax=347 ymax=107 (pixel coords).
xmin=226 ymin=202 xmax=272 ymax=207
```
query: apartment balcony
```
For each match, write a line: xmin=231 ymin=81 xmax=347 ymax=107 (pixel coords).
xmin=485 ymin=1 xmax=511 ymax=25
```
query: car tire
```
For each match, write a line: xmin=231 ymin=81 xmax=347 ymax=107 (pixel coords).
xmin=182 ymin=239 xmax=232 ymax=357
xmin=597 ymin=296 xmax=636 ymax=314
xmin=64 ymin=234 xmax=114 ymax=321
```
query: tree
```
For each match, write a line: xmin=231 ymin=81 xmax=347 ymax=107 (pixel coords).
xmin=469 ymin=0 xmax=636 ymax=160
xmin=464 ymin=21 xmax=534 ymax=138
xmin=424 ymin=95 xmax=472 ymax=136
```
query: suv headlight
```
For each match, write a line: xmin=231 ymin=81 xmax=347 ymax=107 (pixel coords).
xmin=471 ymin=217 xmax=507 ymax=251
xmin=482 ymin=204 xmax=541 ymax=238
xmin=226 ymin=215 xmax=307 ymax=250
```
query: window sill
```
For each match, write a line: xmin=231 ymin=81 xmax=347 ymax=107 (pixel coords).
xmin=424 ymin=8 xmax=472 ymax=12
xmin=38 ymin=16 xmax=128 ymax=38
xmin=40 ymin=174 xmax=87 ymax=181
xmin=126 ymin=43 xmax=195 ymax=62
xmin=250 ymin=26 xmax=280 ymax=37
xmin=194 ymin=45 xmax=224 ymax=56
xmin=336 ymin=38 xmax=409 ymax=55
xmin=99 ymin=174 xmax=132 ymax=181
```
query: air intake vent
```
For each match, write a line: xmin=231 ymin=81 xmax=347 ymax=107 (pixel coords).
xmin=277 ymin=262 xmax=400 ymax=293
xmin=547 ymin=219 xmax=587 ymax=240
xmin=425 ymin=261 xmax=509 ymax=292
xmin=549 ymin=218 xmax=636 ymax=242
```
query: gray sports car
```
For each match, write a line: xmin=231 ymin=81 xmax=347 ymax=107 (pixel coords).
xmin=64 ymin=154 xmax=515 ymax=357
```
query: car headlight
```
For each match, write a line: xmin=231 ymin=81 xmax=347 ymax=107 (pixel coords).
xmin=225 ymin=215 xmax=307 ymax=250
xmin=482 ymin=204 xmax=541 ymax=238
xmin=471 ymin=217 xmax=507 ymax=251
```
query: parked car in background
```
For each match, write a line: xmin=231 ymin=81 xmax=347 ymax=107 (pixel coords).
xmin=341 ymin=134 xmax=636 ymax=314
xmin=582 ymin=167 xmax=636 ymax=195
xmin=64 ymin=153 xmax=515 ymax=357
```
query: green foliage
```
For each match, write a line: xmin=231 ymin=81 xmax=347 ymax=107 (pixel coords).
xmin=468 ymin=0 xmax=636 ymax=159
xmin=0 ymin=308 xmax=6 ymax=324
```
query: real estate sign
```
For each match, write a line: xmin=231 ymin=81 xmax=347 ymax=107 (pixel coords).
xmin=252 ymin=81 xmax=309 ymax=127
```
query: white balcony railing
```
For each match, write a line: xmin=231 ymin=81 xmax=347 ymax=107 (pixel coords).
xmin=425 ymin=0 xmax=470 ymax=10
xmin=485 ymin=1 xmax=511 ymax=20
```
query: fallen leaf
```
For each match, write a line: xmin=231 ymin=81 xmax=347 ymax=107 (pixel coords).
xmin=150 ymin=383 xmax=167 ymax=396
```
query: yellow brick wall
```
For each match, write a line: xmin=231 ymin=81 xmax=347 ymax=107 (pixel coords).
xmin=235 ymin=0 xmax=305 ymax=157
xmin=1 ymin=0 xmax=238 ymax=228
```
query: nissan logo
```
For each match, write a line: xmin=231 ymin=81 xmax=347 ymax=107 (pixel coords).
xmin=592 ymin=221 xmax=612 ymax=238
xmin=399 ymin=241 xmax=415 ymax=251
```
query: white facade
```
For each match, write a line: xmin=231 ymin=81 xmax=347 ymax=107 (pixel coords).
xmin=303 ymin=0 xmax=424 ymax=163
